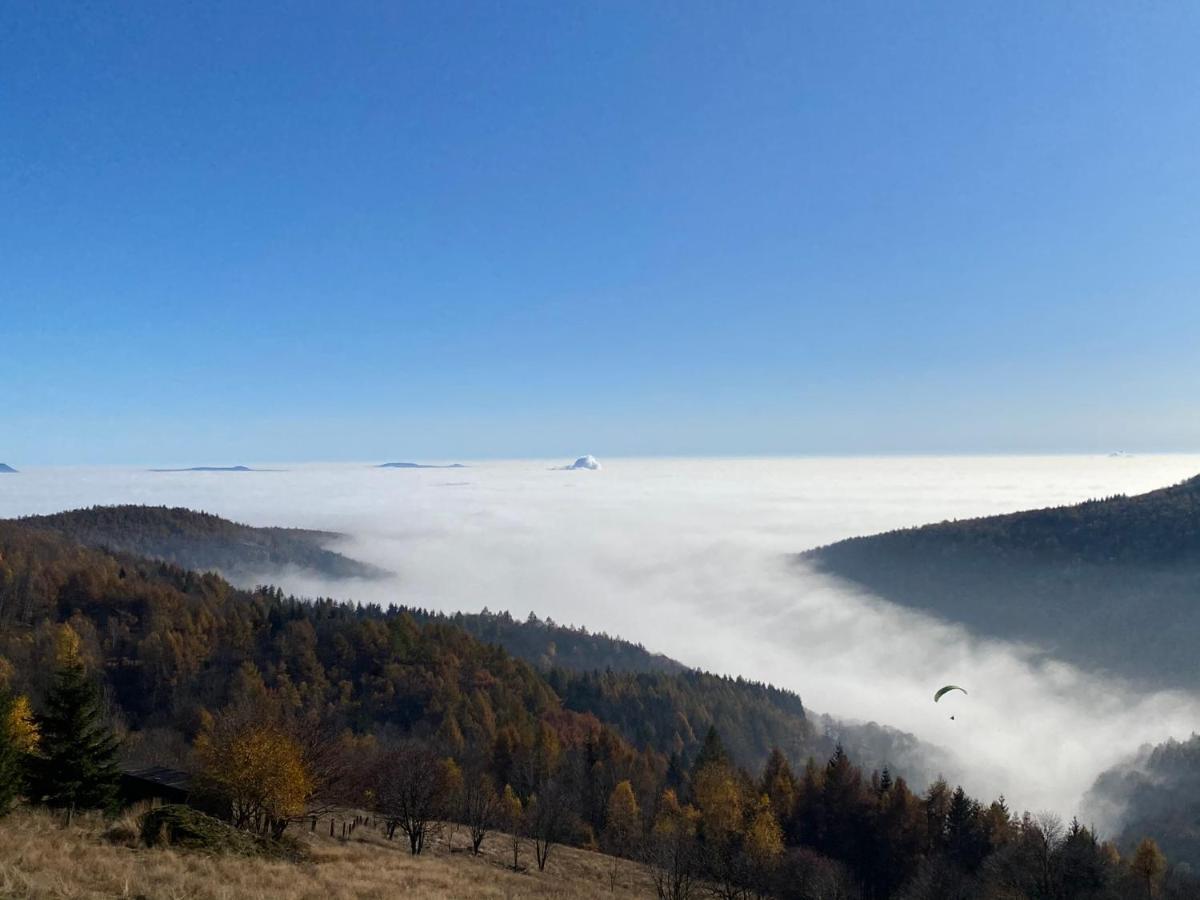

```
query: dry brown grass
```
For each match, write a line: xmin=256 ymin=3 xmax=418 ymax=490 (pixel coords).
xmin=0 ymin=807 xmax=658 ymax=899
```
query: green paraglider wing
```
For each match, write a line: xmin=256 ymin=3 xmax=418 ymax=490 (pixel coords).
xmin=934 ymin=685 xmax=967 ymax=703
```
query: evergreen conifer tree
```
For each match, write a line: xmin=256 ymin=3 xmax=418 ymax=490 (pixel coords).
xmin=690 ymin=725 xmax=729 ymax=777
xmin=28 ymin=632 xmax=120 ymax=816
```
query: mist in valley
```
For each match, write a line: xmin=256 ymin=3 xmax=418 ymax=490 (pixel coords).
xmin=5 ymin=453 xmax=1200 ymax=826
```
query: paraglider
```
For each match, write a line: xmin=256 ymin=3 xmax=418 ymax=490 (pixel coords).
xmin=934 ymin=685 xmax=966 ymax=720
xmin=933 ymin=685 xmax=967 ymax=703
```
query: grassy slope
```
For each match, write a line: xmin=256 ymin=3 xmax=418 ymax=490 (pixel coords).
xmin=0 ymin=807 xmax=656 ymax=900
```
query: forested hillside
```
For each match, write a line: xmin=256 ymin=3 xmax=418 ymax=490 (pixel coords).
xmin=394 ymin=608 xmax=951 ymax=788
xmin=13 ymin=505 xmax=386 ymax=584
xmin=1086 ymin=734 xmax=1200 ymax=870
xmin=0 ymin=517 xmax=823 ymax=777
xmin=1 ymin=515 xmax=1193 ymax=897
xmin=804 ymin=474 xmax=1200 ymax=687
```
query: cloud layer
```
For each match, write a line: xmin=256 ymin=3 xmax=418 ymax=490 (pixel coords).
xmin=5 ymin=454 xmax=1200 ymax=822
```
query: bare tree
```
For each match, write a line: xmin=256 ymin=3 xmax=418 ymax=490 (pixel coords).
xmin=462 ymin=770 xmax=500 ymax=855
xmin=527 ymin=778 xmax=574 ymax=872
xmin=374 ymin=742 xmax=454 ymax=855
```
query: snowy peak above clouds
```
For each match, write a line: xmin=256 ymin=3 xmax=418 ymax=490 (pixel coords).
xmin=0 ymin=463 xmax=17 ymax=473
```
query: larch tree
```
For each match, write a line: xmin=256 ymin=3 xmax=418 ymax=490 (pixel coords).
xmin=1131 ymin=837 xmax=1166 ymax=900
xmin=0 ymin=689 xmax=26 ymax=815
xmin=603 ymin=780 xmax=642 ymax=891
xmin=603 ymin=779 xmax=642 ymax=857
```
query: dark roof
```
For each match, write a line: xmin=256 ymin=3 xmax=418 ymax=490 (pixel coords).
xmin=121 ymin=766 xmax=194 ymax=792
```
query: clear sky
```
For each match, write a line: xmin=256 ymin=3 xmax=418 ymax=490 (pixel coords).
xmin=3 ymin=2 xmax=1199 ymax=464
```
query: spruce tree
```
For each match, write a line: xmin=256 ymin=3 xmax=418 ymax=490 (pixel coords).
xmin=690 ymin=725 xmax=729 ymax=777
xmin=29 ymin=653 xmax=120 ymax=815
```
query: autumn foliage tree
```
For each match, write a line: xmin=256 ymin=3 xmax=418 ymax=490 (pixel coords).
xmin=603 ymin=780 xmax=642 ymax=890
xmin=650 ymin=788 xmax=701 ymax=900
xmin=603 ymin=779 xmax=642 ymax=857
xmin=1131 ymin=837 xmax=1166 ymax=899
xmin=0 ymin=690 xmax=26 ymax=815
xmin=195 ymin=713 xmax=313 ymax=838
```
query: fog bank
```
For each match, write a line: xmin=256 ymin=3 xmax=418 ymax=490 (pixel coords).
xmin=5 ymin=454 xmax=1200 ymax=820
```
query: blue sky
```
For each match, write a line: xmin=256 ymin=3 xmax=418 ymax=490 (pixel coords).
xmin=3 ymin=2 xmax=1199 ymax=464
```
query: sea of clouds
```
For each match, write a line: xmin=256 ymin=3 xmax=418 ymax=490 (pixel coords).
xmin=4 ymin=453 xmax=1200 ymax=822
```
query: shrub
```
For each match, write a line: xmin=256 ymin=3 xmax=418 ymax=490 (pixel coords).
xmin=139 ymin=805 xmax=308 ymax=861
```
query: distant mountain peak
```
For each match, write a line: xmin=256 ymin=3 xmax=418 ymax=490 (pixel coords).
xmin=377 ymin=462 xmax=467 ymax=469
xmin=0 ymin=463 xmax=17 ymax=474
xmin=149 ymin=465 xmax=258 ymax=472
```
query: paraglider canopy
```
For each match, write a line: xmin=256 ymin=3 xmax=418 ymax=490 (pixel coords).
xmin=934 ymin=685 xmax=967 ymax=703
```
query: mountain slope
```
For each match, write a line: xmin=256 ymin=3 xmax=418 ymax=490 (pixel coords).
xmin=803 ymin=474 xmax=1200 ymax=686
xmin=1086 ymin=734 xmax=1200 ymax=869
xmin=404 ymin=608 xmax=951 ymax=786
xmin=0 ymin=463 xmax=17 ymax=473
xmin=0 ymin=511 xmax=944 ymax=785
xmin=12 ymin=505 xmax=387 ymax=583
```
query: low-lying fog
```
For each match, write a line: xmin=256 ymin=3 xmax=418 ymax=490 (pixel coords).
xmin=5 ymin=454 xmax=1200 ymax=822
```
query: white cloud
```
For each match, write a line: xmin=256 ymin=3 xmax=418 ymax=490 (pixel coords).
xmin=556 ymin=455 xmax=601 ymax=470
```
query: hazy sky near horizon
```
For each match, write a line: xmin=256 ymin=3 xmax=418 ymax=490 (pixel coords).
xmin=4 ymin=3 xmax=1200 ymax=464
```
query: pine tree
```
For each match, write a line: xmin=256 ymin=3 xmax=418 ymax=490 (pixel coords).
xmin=28 ymin=640 xmax=120 ymax=817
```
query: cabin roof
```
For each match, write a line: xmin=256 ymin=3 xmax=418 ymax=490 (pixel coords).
xmin=121 ymin=766 xmax=193 ymax=792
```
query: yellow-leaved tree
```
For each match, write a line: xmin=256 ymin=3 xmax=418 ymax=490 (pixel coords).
xmin=603 ymin=779 xmax=642 ymax=891
xmin=196 ymin=713 xmax=313 ymax=838
xmin=6 ymin=695 xmax=39 ymax=754
xmin=743 ymin=794 xmax=785 ymax=898
xmin=650 ymin=788 xmax=701 ymax=900
xmin=1131 ymin=837 xmax=1166 ymax=900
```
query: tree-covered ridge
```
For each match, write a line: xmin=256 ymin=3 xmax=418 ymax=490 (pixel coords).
xmin=1086 ymin=734 xmax=1200 ymax=871
xmin=408 ymin=608 xmax=687 ymax=675
xmin=13 ymin=505 xmax=387 ymax=584
xmin=0 ymin=519 xmax=811 ymax=777
xmin=809 ymin=474 xmax=1200 ymax=567
xmin=391 ymin=608 xmax=948 ymax=787
xmin=802 ymin=474 xmax=1200 ymax=687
